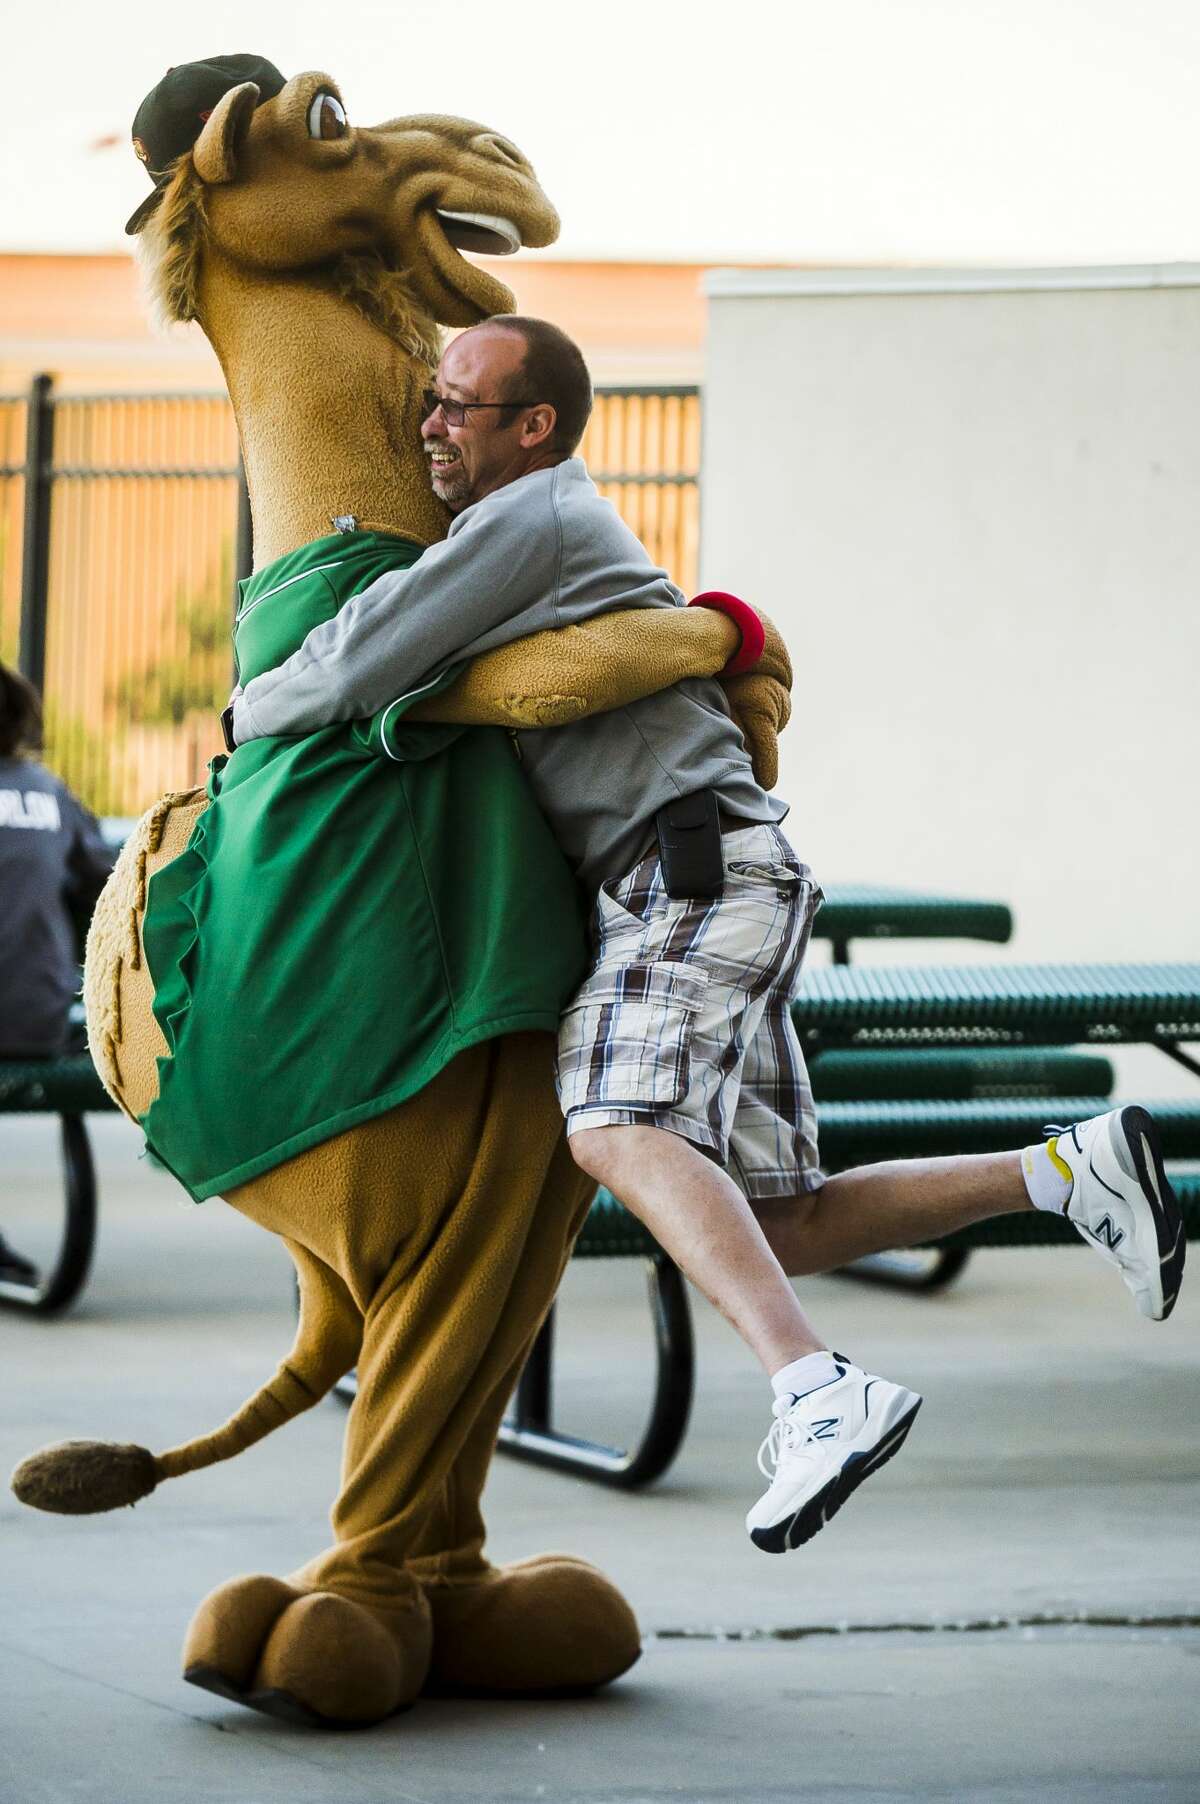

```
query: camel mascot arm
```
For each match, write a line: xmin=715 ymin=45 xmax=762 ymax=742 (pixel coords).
xmin=405 ymin=596 xmax=792 ymax=790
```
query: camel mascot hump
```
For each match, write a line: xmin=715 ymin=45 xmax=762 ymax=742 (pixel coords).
xmin=11 ymin=56 xmax=789 ymax=1728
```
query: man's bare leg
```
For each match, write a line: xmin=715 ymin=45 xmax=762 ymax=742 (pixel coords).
xmin=570 ymin=1123 xmax=827 ymax=1375
xmin=754 ymin=1151 xmax=1030 ymax=1277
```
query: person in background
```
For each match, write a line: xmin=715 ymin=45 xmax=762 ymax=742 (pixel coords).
xmin=0 ymin=661 xmax=115 ymax=1283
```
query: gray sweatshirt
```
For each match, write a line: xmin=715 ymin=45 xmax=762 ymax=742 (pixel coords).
xmin=234 ymin=458 xmax=786 ymax=891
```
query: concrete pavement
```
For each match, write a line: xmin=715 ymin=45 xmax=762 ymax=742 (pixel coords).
xmin=2 ymin=1112 xmax=1198 ymax=1802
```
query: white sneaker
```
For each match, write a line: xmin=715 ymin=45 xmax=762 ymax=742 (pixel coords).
xmin=746 ymin=1358 xmax=922 ymax=1554
xmin=1049 ymin=1106 xmax=1185 ymax=1321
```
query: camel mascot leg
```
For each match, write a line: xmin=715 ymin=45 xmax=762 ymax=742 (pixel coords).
xmin=189 ymin=1046 xmax=627 ymax=1720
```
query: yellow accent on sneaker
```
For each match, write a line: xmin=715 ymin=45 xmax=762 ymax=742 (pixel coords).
xmin=1046 ymin=1136 xmax=1074 ymax=1189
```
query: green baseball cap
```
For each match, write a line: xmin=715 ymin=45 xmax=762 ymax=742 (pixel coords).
xmin=126 ymin=53 xmax=286 ymax=235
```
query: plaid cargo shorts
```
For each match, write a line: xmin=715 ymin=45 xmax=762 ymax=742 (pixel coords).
xmin=556 ymin=823 xmax=825 ymax=1199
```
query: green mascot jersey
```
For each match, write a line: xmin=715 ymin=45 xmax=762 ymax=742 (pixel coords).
xmin=139 ymin=529 xmax=588 ymax=1202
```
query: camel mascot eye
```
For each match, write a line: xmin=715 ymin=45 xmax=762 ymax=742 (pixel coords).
xmin=308 ymin=92 xmax=348 ymax=139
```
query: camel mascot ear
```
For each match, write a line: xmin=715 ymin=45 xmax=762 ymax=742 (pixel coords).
xmin=193 ymin=81 xmax=259 ymax=185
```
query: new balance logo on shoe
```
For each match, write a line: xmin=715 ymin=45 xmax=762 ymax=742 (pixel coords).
xmin=1085 ymin=1214 xmax=1126 ymax=1252
xmin=809 ymin=1417 xmax=841 ymax=1441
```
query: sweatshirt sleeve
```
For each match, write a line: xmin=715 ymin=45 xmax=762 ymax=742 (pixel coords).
xmin=234 ymin=482 xmax=561 ymax=742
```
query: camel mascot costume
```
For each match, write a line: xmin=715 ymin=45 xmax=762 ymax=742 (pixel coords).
xmin=11 ymin=56 xmax=791 ymax=1728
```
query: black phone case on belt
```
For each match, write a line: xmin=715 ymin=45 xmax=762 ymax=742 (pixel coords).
xmin=655 ymin=789 xmax=725 ymax=899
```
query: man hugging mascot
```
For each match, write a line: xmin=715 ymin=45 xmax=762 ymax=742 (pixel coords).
xmin=11 ymin=55 xmax=789 ymax=1727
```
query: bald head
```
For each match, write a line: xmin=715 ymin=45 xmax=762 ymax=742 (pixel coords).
xmin=419 ymin=316 xmax=593 ymax=511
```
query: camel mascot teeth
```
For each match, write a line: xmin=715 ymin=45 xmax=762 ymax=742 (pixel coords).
xmin=10 ymin=57 xmax=791 ymax=1727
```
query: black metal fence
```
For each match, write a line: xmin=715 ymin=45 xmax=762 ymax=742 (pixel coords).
xmin=3 ymin=377 xmax=700 ymax=814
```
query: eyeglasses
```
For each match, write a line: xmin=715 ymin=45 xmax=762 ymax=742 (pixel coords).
xmin=421 ymin=389 xmax=539 ymax=427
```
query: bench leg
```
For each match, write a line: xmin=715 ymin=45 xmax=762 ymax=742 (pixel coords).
xmin=835 ymin=1246 xmax=972 ymax=1292
xmin=1160 ymin=1043 xmax=1200 ymax=1081
xmin=0 ymin=1114 xmax=98 ymax=1315
xmin=510 ymin=1304 xmax=554 ymax=1432
xmin=496 ymin=1253 xmax=695 ymax=1489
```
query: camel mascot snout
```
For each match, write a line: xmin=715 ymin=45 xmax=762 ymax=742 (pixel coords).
xmin=10 ymin=57 xmax=789 ymax=1727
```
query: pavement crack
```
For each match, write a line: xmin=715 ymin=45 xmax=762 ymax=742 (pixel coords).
xmin=648 ymin=1610 xmax=1200 ymax=1642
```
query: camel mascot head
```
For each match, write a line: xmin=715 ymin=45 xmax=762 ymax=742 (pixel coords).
xmin=137 ymin=55 xmax=558 ymax=554
xmin=11 ymin=56 xmax=789 ymax=1728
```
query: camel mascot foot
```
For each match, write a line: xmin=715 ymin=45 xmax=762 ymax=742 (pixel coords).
xmin=424 ymin=1556 xmax=641 ymax=1696
xmin=183 ymin=1575 xmax=433 ymax=1727
xmin=181 ymin=1555 xmax=639 ymax=1724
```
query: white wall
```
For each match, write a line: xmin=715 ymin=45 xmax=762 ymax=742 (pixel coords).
xmin=703 ymin=267 xmax=1200 ymax=1092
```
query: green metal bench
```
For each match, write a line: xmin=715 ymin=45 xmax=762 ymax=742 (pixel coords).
xmin=0 ymin=1055 xmax=113 ymax=1314
xmin=803 ymin=960 xmax=1199 ymax=1295
xmin=809 ymin=1047 xmax=1115 ymax=1102
xmin=817 ymin=1096 xmax=1200 ymax=1164
xmin=814 ymin=883 xmax=1013 ymax=965
xmin=793 ymin=961 xmax=1200 ymax=1061
xmin=806 ymin=892 xmax=1102 ymax=1276
xmin=808 ymin=887 xmax=1110 ymax=1148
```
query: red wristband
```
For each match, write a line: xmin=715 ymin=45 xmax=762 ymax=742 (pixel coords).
xmin=688 ymin=591 xmax=765 ymax=675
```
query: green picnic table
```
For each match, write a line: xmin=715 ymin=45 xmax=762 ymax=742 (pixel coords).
xmin=807 ymin=886 xmax=1110 ymax=1103
xmin=814 ymin=883 xmax=1013 ymax=963
xmin=793 ymin=961 xmax=1200 ymax=1061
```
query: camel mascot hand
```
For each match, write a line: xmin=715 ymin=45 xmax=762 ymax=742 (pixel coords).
xmin=10 ymin=57 xmax=788 ymax=1731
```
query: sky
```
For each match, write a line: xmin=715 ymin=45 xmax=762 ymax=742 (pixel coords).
xmin=4 ymin=0 xmax=1199 ymax=266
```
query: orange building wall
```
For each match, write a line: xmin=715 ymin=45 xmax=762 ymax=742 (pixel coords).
xmin=0 ymin=252 xmax=714 ymax=392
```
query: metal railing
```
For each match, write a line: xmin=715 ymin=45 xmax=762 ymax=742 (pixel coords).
xmin=585 ymin=386 xmax=701 ymax=588
xmin=0 ymin=394 xmax=28 ymax=673
xmin=6 ymin=378 xmax=700 ymax=815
